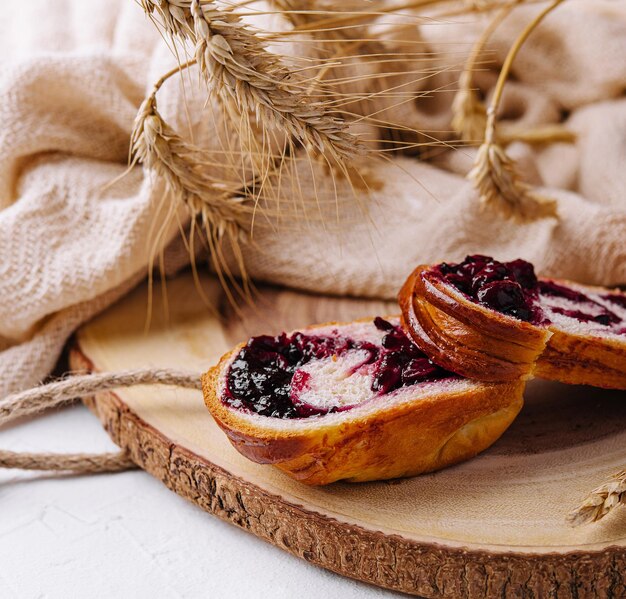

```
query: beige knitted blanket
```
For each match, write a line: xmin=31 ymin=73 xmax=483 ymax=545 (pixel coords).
xmin=1 ymin=0 xmax=625 ymax=395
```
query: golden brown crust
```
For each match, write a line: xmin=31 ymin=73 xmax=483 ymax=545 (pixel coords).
xmin=536 ymin=329 xmax=626 ymax=389
xmin=202 ymin=319 xmax=525 ymax=485
xmin=399 ymin=265 xmax=626 ymax=388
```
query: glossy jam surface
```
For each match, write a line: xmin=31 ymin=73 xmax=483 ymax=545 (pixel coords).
xmin=434 ymin=255 xmax=543 ymax=323
xmin=433 ymin=255 xmax=625 ymax=330
xmin=223 ymin=317 xmax=454 ymax=419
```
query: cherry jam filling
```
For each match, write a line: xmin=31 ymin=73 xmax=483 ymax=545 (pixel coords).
xmin=435 ymin=255 xmax=543 ymax=323
xmin=603 ymin=293 xmax=626 ymax=310
xmin=434 ymin=255 xmax=624 ymax=329
xmin=539 ymin=281 xmax=620 ymax=325
xmin=223 ymin=317 xmax=454 ymax=419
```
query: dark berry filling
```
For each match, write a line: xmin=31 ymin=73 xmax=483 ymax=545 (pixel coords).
xmin=435 ymin=255 xmax=542 ymax=323
xmin=603 ymin=293 xmax=626 ymax=310
xmin=223 ymin=317 xmax=454 ymax=419
xmin=433 ymin=255 xmax=625 ymax=330
xmin=539 ymin=281 xmax=620 ymax=326
xmin=550 ymin=307 xmax=619 ymax=326
xmin=372 ymin=317 xmax=447 ymax=393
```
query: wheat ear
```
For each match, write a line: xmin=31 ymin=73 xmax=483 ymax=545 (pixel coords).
xmin=468 ymin=121 xmax=557 ymax=220
xmin=130 ymin=63 xmax=255 ymax=299
xmin=139 ymin=0 xmax=363 ymax=164
xmin=567 ymin=469 xmax=626 ymax=527
xmin=468 ymin=0 xmax=564 ymax=221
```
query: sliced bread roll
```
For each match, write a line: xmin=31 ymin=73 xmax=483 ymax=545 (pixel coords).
xmin=399 ymin=255 xmax=626 ymax=387
xmin=202 ymin=316 xmax=524 ymax=485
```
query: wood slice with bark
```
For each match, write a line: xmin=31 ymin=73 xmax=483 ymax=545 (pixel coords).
xmin=70 ymin=272 xmax=626 ymax=598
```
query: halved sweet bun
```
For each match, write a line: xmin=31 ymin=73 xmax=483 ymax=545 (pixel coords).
xmin=399 ymin=255 xmax=626 ymax=388
xmin=202 ymin=317 xmax=524 ymax=485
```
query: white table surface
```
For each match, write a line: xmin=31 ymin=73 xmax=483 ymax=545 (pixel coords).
xmin=0 ymin=403 xmax=399 ymax=599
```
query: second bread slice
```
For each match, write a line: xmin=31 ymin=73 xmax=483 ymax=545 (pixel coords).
xmin=399 ymin=255 xmax=626 ymax=388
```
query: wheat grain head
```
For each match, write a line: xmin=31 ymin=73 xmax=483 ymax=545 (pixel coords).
xmin=140 ymin=0 xmax=364 ymax=165
xmin=567 ymin=469 xmax=626 ymax=527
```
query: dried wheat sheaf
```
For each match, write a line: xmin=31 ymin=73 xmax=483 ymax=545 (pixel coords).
xmin=130 ymin=0 xmax=572 ymax=292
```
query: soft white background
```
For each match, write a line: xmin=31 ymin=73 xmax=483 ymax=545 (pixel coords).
xmin=0 ymin=404 xmax=397 ymax=598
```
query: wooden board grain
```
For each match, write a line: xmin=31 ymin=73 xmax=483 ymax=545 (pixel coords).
xmin=71 ymin=272 xmax=626 ymax=598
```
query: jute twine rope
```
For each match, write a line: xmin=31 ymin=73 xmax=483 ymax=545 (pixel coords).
xmin=3 ymin=368 xmax=623 ymax=526
xmin=0 ymin=369 xmax=202 ymax=475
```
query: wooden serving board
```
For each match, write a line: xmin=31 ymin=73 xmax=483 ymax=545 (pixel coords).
xmin=71 ymin=272 xmax=626 ymax=598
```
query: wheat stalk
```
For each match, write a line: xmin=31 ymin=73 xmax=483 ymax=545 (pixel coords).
xmin=139 ymin=0 xmax=364 ymax=164
xmin=499 ymin=123 xmax=576 ymax=145
xmin=452 ymin=0 xmax=576 ymax=149
xmin=468 ymin=0 xmax=564 ymax=221
xmin=567 ymin=469 xmax=626 ymax=527
xmin=451 ymin=2 xmax=518 ymax=142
